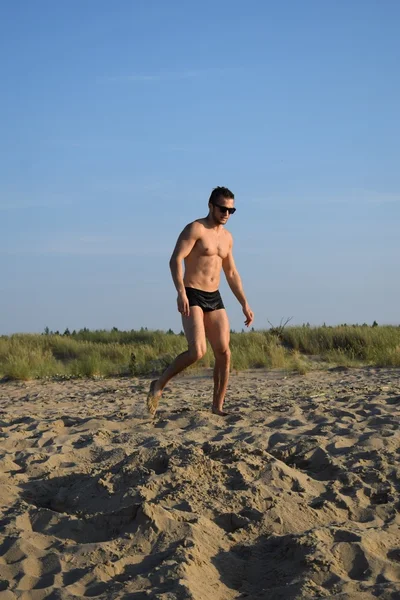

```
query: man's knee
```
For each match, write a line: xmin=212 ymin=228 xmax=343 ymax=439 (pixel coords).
xmin=214 ymin=347 xmax=231 ymax=361
xmin=188 ymin=345 xmax=207 ymax=363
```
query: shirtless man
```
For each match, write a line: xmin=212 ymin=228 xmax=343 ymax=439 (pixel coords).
xmin=146 ymin=186 xmax=254 ymax=416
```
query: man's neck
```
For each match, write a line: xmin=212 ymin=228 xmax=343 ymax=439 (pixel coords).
xmin=205 ymin=214 xmax=223 ymax=231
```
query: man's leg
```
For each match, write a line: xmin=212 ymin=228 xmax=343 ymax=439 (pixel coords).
xmin=146 ymin=306 xmax=206 ymax=415
xmin=204 ymin=309 xmax=231 ymax=415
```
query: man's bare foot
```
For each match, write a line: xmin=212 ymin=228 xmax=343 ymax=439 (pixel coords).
xmin=212 ymin=406 xmax=229 ymax=416
xmin=146 ymin=380 xmax=162 ymax=416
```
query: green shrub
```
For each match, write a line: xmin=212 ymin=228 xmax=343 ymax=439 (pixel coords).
xmin=1 ymin=325 xmax=399 ymax=380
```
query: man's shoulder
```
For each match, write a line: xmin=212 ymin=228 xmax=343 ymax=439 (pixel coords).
xmin=224 ymin=228 xmax=233 ymax=242
xmin=187 ymin=219 xmax=206 ymax=232
xmin=193 ymin=218 xmax=207 ymax=228
xmin=181 ymin=220 xmax=204 ymax=237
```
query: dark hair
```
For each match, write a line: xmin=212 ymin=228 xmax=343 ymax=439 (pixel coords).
xmin=209 ymin=186 xmax=235 ymax=205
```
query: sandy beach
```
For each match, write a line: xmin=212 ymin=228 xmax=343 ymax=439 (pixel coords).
xmin=0 ymin=367 xmax=399 ymax=599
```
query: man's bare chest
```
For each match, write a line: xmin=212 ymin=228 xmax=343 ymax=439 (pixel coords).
xmin=195 ymin=234 xmax=230 ymax=259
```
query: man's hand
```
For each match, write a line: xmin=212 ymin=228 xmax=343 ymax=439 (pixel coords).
xmin=177 ymin=292 xmax=190 ymax=317
xmin=243 ymin=304 xmax=254 ymax=327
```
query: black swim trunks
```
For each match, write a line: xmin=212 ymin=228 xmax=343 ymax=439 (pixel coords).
xmin=185 ymin=287 xmax=225 ymax=312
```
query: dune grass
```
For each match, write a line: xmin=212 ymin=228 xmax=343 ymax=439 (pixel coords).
xmin=0 ymin=325 xmax=399 ymax=381
xmin=280 ymin=325 xmax=400 ymax=366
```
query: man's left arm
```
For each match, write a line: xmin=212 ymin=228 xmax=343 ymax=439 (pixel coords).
xmin=222 ymin=240 xmax=254 ymax=327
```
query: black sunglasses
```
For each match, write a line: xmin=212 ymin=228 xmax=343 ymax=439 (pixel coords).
xmin=213 ymin=203 xmax=236 ymax=215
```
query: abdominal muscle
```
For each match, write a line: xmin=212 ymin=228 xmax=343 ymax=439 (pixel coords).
xmin=183 ymin=253 xmax=223 ymax=292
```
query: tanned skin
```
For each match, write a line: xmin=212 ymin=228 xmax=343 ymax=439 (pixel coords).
xmin=146 ymin=193 xmax=254 ymax=417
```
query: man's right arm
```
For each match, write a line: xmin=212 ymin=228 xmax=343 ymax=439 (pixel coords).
xmin=169 ymin=222 xmax=199 ymax=315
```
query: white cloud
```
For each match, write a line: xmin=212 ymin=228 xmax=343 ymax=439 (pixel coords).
xmin=0 ymin=196 xmax=73 ymax=211
xmin=78 ymin=235 xmax=115 ymax=244
xmin=354 ymin=189 xmax=400 ymax=205
xmin=0 ymin=246 xmax=168 ymax=257
xmin=97 ymin=67 xmax=238 ymax=84
xmin=246 ymin=189 xmax=400 ymax=208
xmin=0 ymin=232 xmax=168 ymax=257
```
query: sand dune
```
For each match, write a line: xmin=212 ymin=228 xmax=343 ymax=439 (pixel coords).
xmin=0 ymin=367 xmax=399 ymax=599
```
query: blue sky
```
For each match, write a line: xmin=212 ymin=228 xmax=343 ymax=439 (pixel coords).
xmin=1 ymin=1 xmax=399 ymax=334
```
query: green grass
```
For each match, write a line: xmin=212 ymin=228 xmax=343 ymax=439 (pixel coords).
xmin=280 ymin=325 xmax=400 ymax=364
xmin=0 ymin=325 xmax=399 ymax=381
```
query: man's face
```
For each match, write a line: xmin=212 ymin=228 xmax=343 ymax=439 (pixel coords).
xmin=210 ymin=196 xmax=235 ymax=224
